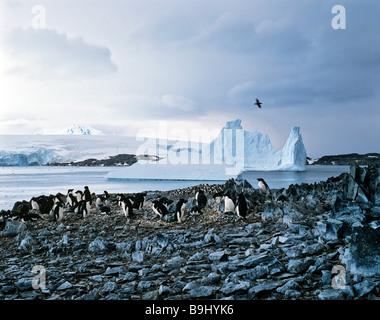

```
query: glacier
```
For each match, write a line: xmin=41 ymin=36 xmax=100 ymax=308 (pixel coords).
xmin=106 ymin=119 xmax=307 ymax=181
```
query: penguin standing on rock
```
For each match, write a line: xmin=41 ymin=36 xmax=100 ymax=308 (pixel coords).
xmin=152 ymin=200 xmax=169 ymax=219
xmin=76 ymin=200 xmax=90 ymax=218
xmin=236 ymin=193 xmax=247 ymax=219
xmin=257 ymin=178 xmax=271 ymax=196
xmin=223 ymin=191 xmax=235 ymax=214
xmin=51 ymin=202 xmax=64 ymax=222
xmin=195 ymin=189 xmax=207 ymax=208
xmin=83 ymin=186 xmax=92 ymax=204
xmin=175 ymin=198 xmax=187 ymax=223
xmin=121 ymin=196 xmax=133 ymax=218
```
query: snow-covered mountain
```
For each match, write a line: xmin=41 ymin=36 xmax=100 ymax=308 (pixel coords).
xmin=37 ymin=124 xmax=104 ymax=135
xmin=63 ymin=124 xmax=104 ymax=135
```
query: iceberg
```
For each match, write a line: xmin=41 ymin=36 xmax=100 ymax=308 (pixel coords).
xmin=106 ymin=119 xmax=307 ymax=181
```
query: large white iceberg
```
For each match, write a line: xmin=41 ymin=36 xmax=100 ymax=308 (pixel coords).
xmin=106 ymin=119 xmax=307 ymax=181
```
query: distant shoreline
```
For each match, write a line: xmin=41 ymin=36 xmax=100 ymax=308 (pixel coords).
xmin=307 ymin=153 xmax=380 ymax=166
xmin=49 ymin=152 xmax=379 ymax=167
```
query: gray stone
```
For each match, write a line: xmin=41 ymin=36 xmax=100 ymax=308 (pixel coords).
xmin=201 ymin=272 xmax=221 ymax=285
xmin=104 ymin=266 xmax=125 ymax=276
xmin=237 ymin=253 xmax=274 ymax=268
xmin=132 ymin=251 xmax=144 ymax=263
xmin=188 ymin=252 xmax=204 ymax=262
xmin=209 ymin=250 xmax=227 ymax=262
xmin=101 ymin=281 xmax=117 ymax=293
xmin=57 ymin=281 xmax=73 ymax=291
xmin=88 ymin=237 xmax=107 ymax=254
xmin=246 ymin=265 xmax=268 ymax=281
xmin=120 ymin=282 xmax=137 ymax=294
xmin=341 ymin=227 xmax=380 ymax=276
xmin=89 ymin=275 xmax=103 ymax=283
xmin=321 ymin=270 xmax=331 ymax=286
xmin=1 ymin=285 xmax=17 ymax=294
xmin=221 ymin=281 xmax=250 ymax=295
xmin=287 ymin=258 xmax=313 ymax=274
xmin=248 ymin=280 xmax=278 ymax=298
xmin=1 ymin=220 xmax=26 ymax=237
xmin=354 ymin=280 xmax=377 ymax=298
xmin=284 ymin=289 xmax=301 ymax=299
xmin=189 ymin=286 xmax=216 ymax=298
xmin=159 ymin=285 xmax=174 ymax=296
xmin=15 ymin=278 xmax=33 ymax=291
xmin=317 ymin=289 xmax=345 ymax=300
xmin=182 ymin=280 xmax=201 ymax=292
xmin=277 ymin=279 xmax=299 ymax=294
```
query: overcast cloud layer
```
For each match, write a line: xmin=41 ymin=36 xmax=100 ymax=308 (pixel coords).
xmin=0 ymin=0 xmax=379 ymax=157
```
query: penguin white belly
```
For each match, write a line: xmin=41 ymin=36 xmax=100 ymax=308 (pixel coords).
xmin=258 ymin=181 xmax=267 ymax=194
xmin=224 ymin=197 xmax=235 ymax=213
xmin=31 ymin=200 xmax=39 ymax=211
xmin=152 ymin=205 xmax=161 ymax=217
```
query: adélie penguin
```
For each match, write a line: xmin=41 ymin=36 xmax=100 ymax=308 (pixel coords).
xmin=121 ymin=196 xmax=133 ymax=218
xmin=83 ymin=186 xmax=92 ymax=204
xmin=152 ymin=200 xmax=169 ymax=219
xmin=236 ymin=193 xmax=247 ymax=219
xmin=223 ymin=191 xmax=235 ymax=214
xmin=195 ymin=189 xmax=207 ymax=208
xmin=175 ymin=198 xmax=187 ymax=223
xmin=257 ymin=178 xmax=271 ymax=195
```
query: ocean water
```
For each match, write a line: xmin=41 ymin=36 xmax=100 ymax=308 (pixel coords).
xmin=0 ymin=165 xmax=349 ymax=210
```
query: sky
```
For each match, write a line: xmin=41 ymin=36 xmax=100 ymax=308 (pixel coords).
xmin=0 ymin=0 xmax=379 ymax=158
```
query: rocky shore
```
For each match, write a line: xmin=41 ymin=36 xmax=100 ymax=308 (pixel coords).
xmin=308 ymin=153 xmax=380 ymax=166
xmin=0 ymin=165 xmax=379 ymax=300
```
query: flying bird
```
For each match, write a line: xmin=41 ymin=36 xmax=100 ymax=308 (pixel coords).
xmin=254 ymin=98 xmax=262 ymax=109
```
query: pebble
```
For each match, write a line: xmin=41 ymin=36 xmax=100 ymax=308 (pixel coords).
xmin=1 ymin=165 xmax=380 ymax=300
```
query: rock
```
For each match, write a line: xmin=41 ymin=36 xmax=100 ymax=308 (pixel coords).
xmin=220 ymin=281 xmax=250 ymax=295
xmin=201 ymin=272 xmax=221 ymax=285
xmin=237 ymin=253 xmax=274 ymax=268
xmin=209 ymin=250 xmax=228 ymax=262
xmin=15 ymin=278 xmax=33 ymax=291
xmin=132 ymin=251 xmax=144 ymax=263
xmin=104 ymin=266 xmax=125 ymax=276
xmin=159 ymin=285 xmax=174 ymax=296
xmin=188 ymin=252 xmax=204 ymax=262
xmin=57 ymin=281 xmax=73 ymax=291
xmin=286 ymin=258 xmax=313 ymax=274
xmin=284 ymin=289 xmax=301 ymax=299
xmin=189 ymin=286 xmax=216 ymax=298
xmin=317 ymin=289 xmax=345 ymax=300
xmin=89 ymin=275 xmax=103 ymax=283
xmin=1 ymin=220 xmax=26 ymax=237
xmin=341 ymin=226 xmax=380 ymax=276
xmin=101 ymin=281 xmax=117 ymax=294
xmin=248 ymin=280 xmax=278 ymax=298
xmin=88 ymin=237 xmax=107 ymax=254
xmin=354 ymin=280 xmax=377 ymax=298
xmin=1 ymin=285 xmax=17 ymax=294
xmin=277 ymin=279 xmax=299 ymax=294
xmin=155 ymin=232 xmax=169 ymax=248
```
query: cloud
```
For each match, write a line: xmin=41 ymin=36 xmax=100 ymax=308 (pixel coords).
xmin=3 ymin=27 xmax=117 ymax=79
xmin=161 ymin=94 xmax=198 ymax=112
